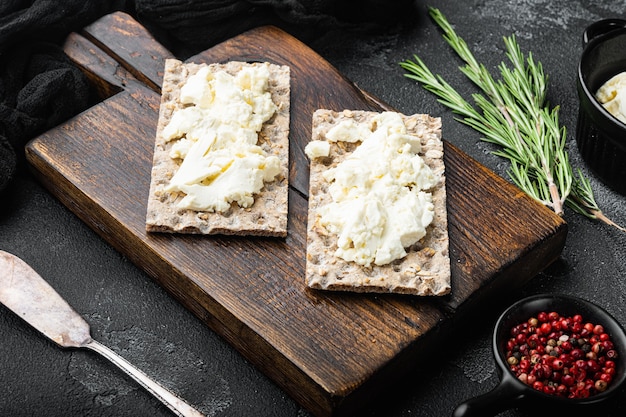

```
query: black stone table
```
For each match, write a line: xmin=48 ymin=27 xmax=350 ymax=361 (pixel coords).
xmin=1 ymin=1 xmax=625 ymax=416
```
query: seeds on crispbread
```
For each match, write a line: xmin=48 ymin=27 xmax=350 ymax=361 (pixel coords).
xmin=305 ymin=109 xmax=451 ymax=295
xmin=145 ymin=59 xmax=290 ymax=237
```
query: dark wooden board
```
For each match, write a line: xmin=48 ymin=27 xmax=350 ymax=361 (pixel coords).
xmin=25 ymin=12 xmax=567 ymax=417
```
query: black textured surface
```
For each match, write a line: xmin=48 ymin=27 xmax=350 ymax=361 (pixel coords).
xmin=1 ymin=1 xmax=626 ymax=416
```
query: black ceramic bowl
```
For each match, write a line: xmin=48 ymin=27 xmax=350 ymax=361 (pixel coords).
xmin=453 ymin=294 xmax=626 ymax=417
xmin=576 ymin=19 xmax=626 ymax=195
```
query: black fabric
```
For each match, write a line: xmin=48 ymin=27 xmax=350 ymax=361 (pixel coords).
xmin=0 ymin=0 xmax=417 ymax=196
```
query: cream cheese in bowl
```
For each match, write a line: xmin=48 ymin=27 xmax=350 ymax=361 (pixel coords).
xmin=576 ymin=18 xmax=626 ymax=195
xmin=595 ymin=71 xmax=626 ymax=124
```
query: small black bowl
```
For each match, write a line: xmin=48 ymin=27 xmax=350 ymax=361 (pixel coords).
xmin=453 ymin=294 xmax=626 ymax=417
xmin=576 ymin=18 xmax=626 ymax=195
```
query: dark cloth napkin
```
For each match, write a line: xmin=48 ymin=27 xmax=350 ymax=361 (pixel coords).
xmin=0 ymin=0 xmax=416 ymax=196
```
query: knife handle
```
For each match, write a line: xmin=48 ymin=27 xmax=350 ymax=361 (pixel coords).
xmin=85 ymin=339 xmax=205 ymax=417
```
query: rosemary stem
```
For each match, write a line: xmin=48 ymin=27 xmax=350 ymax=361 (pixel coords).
xmin=399 ymin=7 xmax=624 ymax=231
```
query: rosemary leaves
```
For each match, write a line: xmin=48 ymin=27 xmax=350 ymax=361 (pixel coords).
xmin=400 ymin=7 xmax=623 ymax=231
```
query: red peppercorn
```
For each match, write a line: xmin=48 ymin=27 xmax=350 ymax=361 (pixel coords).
xmin=572 ymin=322 xmax=583 ymax=333
xmin=562 ymin=374 xmax=575 ymax=386
xmin=600 ymin=373 xmax=612 ymax=383
xmin=560 ymin=340 xmax=572 ymax=351
xmin=587 ymin=360 xmax=601 ymax=373
xmin=539 ymin=323 xmax=552 ymax=335
xmin=576 ymin=370 xmax=587 ymax=382
xmin=504 ymin=311 xmax=619 ymax=399
xmin=519 ymin=358 xmax=530 ymax=372
xmin=506 ymin=339 xmax=515 ymax=351
xmin=559 ymin=353 xmax=572 ymax=366
xmin=570 ymin=348 xmax=583 ymax=360
xmin=552 ymin=358 xmax=564 ymax=370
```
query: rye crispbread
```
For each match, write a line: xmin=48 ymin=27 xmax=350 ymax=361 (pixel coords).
xmin=145 ymin=59 xmax=290 ymax=237
xmin=305 ymin=109 xmax=451 ymax=296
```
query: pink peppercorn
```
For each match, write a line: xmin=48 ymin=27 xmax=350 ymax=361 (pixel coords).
xmin=505 ymin=311 xmax=619 ymax=398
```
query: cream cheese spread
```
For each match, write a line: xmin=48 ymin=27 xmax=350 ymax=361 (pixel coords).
xmin=596 ymin=71 xmax=626 ymax=124
xmin=313 ymin=112 xmax=437 ymax=267
xmin=304 ymin=140 xmax=330 ymax=159
xmin=162 ymin=64 xmax=281 ymax=212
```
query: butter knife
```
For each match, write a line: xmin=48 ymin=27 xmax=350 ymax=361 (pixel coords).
xmin=0 ymin=250 xmax=204 ymax=417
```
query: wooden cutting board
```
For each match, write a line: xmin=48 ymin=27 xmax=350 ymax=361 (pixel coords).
xmin=25 ymin=12 xmax=567 ymax=417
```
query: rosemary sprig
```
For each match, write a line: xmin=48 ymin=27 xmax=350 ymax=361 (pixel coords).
xmin=400 ymin=7 xmax=623 ymax=230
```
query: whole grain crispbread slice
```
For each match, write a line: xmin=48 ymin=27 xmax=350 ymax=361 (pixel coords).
xmin=145 ymin=59 xmax=290 ymax=237
xmin=305 ymin=109 xmax=451 ymax=295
